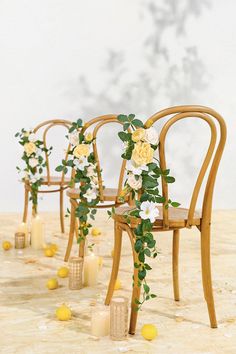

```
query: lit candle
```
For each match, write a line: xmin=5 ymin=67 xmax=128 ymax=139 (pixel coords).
xmin=83 ymin=253 xmax=99 ymax=286
xmin=31 ymin=215 xmax=44 ymax=249
xmin=17 ymin=222 xmax=29 ymax=246
xmin=91 ymin=306 xmax=110 ymax=337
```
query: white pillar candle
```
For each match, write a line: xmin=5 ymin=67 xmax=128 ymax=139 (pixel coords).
xmin=17 ymin=222 xmax=29 ymax=246
xmin=83 ymin=253 xmax=99 ymax=286
xmin=31 ymin=215 xmax=44 ymax=249
xmin=91 ymin=306 xmax=110 ymax=337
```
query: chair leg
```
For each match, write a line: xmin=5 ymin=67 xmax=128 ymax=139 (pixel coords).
xmin=22 ymin=184 xmax=29 ymax=223
xmin=127 ymin=228 xmax=141 ymax=335
xmin=78 ymin=220 xmax=85 ymax=258
xmin=105 ymin=222 xmax=123 ymax=306
xmin=172 ymin=229 xmax=180 ymax=301
xmin=59 ymin=188 xmax=65 ymax=233
xmin=64 ymin=202 xmax=76 ymax=262
xmin=201 ymin=225 xmax=217 ymax=328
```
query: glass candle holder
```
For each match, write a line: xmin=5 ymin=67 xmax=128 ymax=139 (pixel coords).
xmin=69 ymin=256 xmax=83 ymax=290
xmin=110 ymin=296 xmax=129 ymax=341
xmin=15 ymin=232 xmax=25 ymax=249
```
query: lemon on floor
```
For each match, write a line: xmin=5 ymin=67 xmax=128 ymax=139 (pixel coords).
xmin=57 ymin=266 xmax=69 ymax=278
xmin=56 ymin=304 xmax=72 ymax=321
xmin=141 ymin=324 xmax=158 ymax=341
xmin=2 ymin=241 xmax=12 ymax=250
xmin=91 ymin=227 xmax=101 ymax=236
xmin=47 ymin=278 xmax=58 ymax=290
xmin=44 ymin=248 xmax=54 ymax=257
xmin=114 ymin=278 xmax=122 ymax=290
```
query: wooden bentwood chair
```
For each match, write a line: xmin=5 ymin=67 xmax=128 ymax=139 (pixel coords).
xmin=22 ymin=119 xmax=72 ymax=233
xmin=105 ymin=105 xmax=227 ymax=334
xmin=64 ymin=114 xmax=133 ymax=262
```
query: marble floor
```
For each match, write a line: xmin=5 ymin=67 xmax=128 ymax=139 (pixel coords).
xmin=0 ymin=210 xmax=236 ymax=354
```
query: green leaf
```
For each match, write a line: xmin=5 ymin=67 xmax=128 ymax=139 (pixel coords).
xmin=164 ymin=176 xmax=175 ymax=183
xmin=118 ymin=131 xmax=130 ymax=142
xmin=117 ymin=114 xmax=128 ymax=122
xmin=128 ymin=114 xmax=135 ymax=121
xmin=55 ymin=165 xmax=63 ymax=172
xmin=171 ymin=201 xmax=181 ymax=207
xmin=123 ymin=122 xmax=130 ymax=131
xmin=143 ymin=284 xmax=150 ymax=293
xmin=132 ymin=119 xmax=143 ymax=127
xmin=144 ymin=248 xmax=151 ymax=257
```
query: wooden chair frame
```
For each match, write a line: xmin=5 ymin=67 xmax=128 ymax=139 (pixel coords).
xmin=64 ymin=114 xmax=133 ymax=261
xmin=22 ymin=119 xmax=72 ymax=233
xmin=105 ymin=105 xmax=227 ymax=334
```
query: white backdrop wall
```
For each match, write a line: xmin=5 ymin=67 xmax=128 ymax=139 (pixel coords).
xmin=0 ymin=0 xmax=235 ymax=212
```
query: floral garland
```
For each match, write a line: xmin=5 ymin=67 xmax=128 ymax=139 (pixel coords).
xmin=15 ymin=129 xmax=52 ymax=211
xmin=116 ymin=114 xmax=180 ymax=309
xmin=56 ymin=119 xmax=100 ymax=242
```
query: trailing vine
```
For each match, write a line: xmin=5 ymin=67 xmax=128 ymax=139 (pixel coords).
xmin=56 ymin=119 xmax=100 ymax=243
xmin=15 ymin=129 xmax=52 ymax=212
xmin=116 ymin=114 xmax=180 ymax=309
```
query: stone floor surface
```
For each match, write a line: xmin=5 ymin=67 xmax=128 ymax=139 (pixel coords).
xmin=0 ymin=210 xmax=236 ymax=354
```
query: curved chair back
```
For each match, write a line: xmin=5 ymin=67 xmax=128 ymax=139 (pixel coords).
xmin=33 ymin=119 xmax=72 ymax=185
xmin=82 ymin=115 xmax=128 ymax=202
xmin=144 ymin=106 xmax=227 ymax=229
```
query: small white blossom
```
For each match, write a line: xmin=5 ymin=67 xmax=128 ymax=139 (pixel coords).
xmin=29 ymin=157 xmax=38 ymax=168
xmin=139 ymin=201 xmax=159 ymax=223
xmin=90 ymin=175 xmax=99 ymax=188
xmin=28 ymin=133 xmax=36 ymax=142
xmin=29 ymin=173 xmax=41 ymax=184
xmin=86 ymin=164 xmax=97 ymax=177
xmin=35 ymin=147 xmax=43 ymax=156
xmin=84 ymin=188 xmax=97 ymax=202
xmin=69 ymin=131 xmax=80 ymax=146
xmin=128 ymin=163 xmax=149 ymax=176
xmin=144 ymin=127 xmax=159 ymax=145
xmin=127 ymin=173 xmax=142 ymax=190
xmin=74 ymin=157 xmax=90 ymax=171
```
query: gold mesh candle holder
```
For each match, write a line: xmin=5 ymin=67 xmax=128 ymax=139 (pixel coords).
xmin=15 ymin=232 xmax=25 ymax=249
xmin=110 ymin=296 xmax=128 ymax=340
xmin=69 ymin=256 xmax=83 ymax=290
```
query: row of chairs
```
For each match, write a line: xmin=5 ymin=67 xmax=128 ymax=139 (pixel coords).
xmin=21 ymin=105 xmax=227 ymax=334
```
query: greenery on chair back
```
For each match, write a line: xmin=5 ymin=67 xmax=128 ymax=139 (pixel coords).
xmin=116 ymin=114 xmax=179 ymax=309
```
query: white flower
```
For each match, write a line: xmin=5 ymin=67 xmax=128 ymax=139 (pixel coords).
xmin=128 ymin=163 xmax=149 ymax=176
xmin=69 ymin=131 xmax=80 ymax=146
xmin=127 ymin=173 xmax=142 ymax=190
xmin=35 ymin=147 xmax=43 ymax=156
xmin=74 ymin=157 xmax=90 ymax=171
xmin=29 ymin=157 xmax=38 ymax=168
xmin=83 ymin=188 xmax=97 ymax=203
xmin=139 ymin=201 xmax=159 ymax=223
xmin=86 ymin=164 xmax=97 ymax=177
xmin=29 ymin=173 xmax=41 ymax=184
xmin=144 ymin=127 xmax=159 ymax=145
xmin=28 ymin=133 xmax=36 ymax=142
xmin=90 ymin=175 xmax=99 ymax=188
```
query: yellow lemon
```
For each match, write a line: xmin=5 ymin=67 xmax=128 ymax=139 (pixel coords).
xmin=91 ymin=227 xmax=101 ymax=237
xmin=50 ymin=243 xmax=58 ymax=254
xmin=141 ymin=324 xmax=158 ymax=341
xmin=98 ymin=256 xmax=103 ymax=267
xmin=111 ymin=249 xmax=114 ymax=258
xmin=47 ymin=278 xmax=58 ymax=290
xmin=44 ymin=248 xmax=54 ymax=257
xmin=56 ymin=304 xmax=72 ymax=321
xmin=2 ymin=241 xmax=12 ymax=251
xmin=57 ymin=267 xmax=69 ymax=278
xmin=114 ymin=278 xmax=122 ymax=290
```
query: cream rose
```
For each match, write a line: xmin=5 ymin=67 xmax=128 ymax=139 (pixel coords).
xmin=144 ymin=127 xmax=159 ymax=145
xmin=131 ymin=141 xmax=154 ymax=166
xmin=132 ymin=128 xmax=146 ymax=142
xmin=85 ymin=132 xmax=93 ymax=142
xmin=69 ymin=131 xmax=80 ymax=146
xmin=73 ymin=144 xmax=90 ymax=158
xmin=127 ymin=173 xmax=142 ymax=190
xmin=24 ymin=142 xmax=36 ymax=156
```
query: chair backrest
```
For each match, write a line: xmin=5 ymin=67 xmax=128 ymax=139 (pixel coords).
xmin=82 ymin=115 xmax=128 ymax=202
xmin=144 ymin=105 xmax=227 ymax=229
xmin=33 ymin=119 xmax=72 ymax=185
